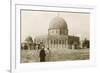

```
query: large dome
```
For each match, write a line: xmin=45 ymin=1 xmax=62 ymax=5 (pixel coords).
xmin=49 ymin=16 xmax=68 ymax=30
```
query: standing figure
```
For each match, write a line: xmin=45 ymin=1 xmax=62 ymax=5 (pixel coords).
xmin=39 ymin=48 xmax=46 ymax=62
xmin=45 ymin=48 xmax=50 ymax=61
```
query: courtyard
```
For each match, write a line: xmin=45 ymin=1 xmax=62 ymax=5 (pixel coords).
xmin=21 ymin=48 xmax=89 ymax=63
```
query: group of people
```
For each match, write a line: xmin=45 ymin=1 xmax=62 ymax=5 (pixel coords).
xmin=39 ymin=47 xmax=50 ymax=62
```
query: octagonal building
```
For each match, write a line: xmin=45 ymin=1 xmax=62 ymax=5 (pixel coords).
xmin=34 ymin=16 xmax=80 ymax=49
xmin=48 ymin=16 xmax=68 ymax=49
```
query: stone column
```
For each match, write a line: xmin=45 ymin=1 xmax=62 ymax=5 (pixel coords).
xmin=66 ymin=40 xmax=68 ymax=49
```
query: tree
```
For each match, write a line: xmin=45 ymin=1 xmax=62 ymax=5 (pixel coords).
xmin=82 ymin=38 xmax=90 ymax=48
xmin=25 ymin=36 xmax=33 ymax=50
xmin=23 ymin=43 xmax=28 ymax=50
xmin=25 ymin=36 xmax=33 ymax=43
xmin=33 ymin=43 xmax=36 ymax=49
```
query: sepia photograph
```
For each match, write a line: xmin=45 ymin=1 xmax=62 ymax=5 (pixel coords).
xmin=20 ymin=10 xmax=90 ymax=63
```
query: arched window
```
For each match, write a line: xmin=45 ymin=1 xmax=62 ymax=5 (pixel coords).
xmin=54 ymin=40 xmax=56 ymax=44
xmin=51 ymin=40 xmax=52 ymax=44
xmin=59 ymin=40 xmax=61 ymax=44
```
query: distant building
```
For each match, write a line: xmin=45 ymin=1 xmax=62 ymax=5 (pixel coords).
xmin=68 ymin=35 xmax=80 ymax=49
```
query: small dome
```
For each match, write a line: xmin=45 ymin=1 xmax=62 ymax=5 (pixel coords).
xmin=49 ymin=16 xmax=68 ymax=30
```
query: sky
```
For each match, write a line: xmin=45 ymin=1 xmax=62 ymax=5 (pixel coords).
xmin=21 ymin=10 xmax=90 ymax=42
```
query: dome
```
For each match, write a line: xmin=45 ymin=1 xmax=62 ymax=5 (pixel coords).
xmin=49 ymin=16 xmax=68 ymax=30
